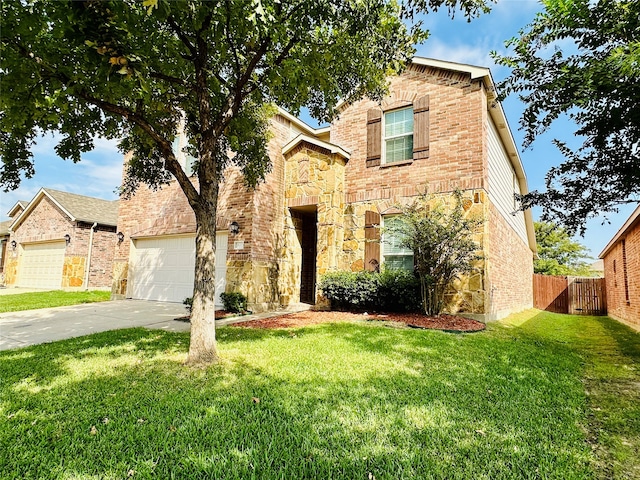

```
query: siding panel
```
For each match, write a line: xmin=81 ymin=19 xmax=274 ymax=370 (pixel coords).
xmin=487 ymin=118 xmax=528 ymax=243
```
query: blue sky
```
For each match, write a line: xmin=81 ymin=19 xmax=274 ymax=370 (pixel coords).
xmin=1 ymin=0 xmax=637 ymax=259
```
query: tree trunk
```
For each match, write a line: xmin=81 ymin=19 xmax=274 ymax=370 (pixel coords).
xmin=186 ymin=198 xmax=219 ymax=365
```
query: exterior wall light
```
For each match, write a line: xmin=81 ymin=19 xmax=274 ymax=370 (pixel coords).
xmin=10 ymin=240 xmax=17 ymax=250
xmin=117 ymin=232 xmax=125 ymax=243
xmin=229 ymin=221 xmax=240 ymax=235
xmin=64 ymin=234 xmax=71 ymax=245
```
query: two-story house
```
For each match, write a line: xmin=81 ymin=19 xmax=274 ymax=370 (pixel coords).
xmin=112 ymin=57 xmax=536 ymax=321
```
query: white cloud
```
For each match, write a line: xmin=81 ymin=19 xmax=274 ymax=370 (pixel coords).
xmin=1 ymin=136 xmax=123 ymax=222
xmin=417 ymin=39 xmax=497 ymax=69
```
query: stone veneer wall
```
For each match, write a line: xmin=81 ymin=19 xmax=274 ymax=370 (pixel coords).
xmin=7 ymin=196 xmax=116 ymax=289
xmin=337 ymin=189 xmax=488 ymax=316
xmin=3 ymin=255 xmax=18 ymax=286
xmin=281 ymin=142 xmax=347 ymax=306
xmin=602 ymin=219 xmax=640 ymax=331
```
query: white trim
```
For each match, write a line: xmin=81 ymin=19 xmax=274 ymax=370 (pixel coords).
xmin=282 ymin=134 xmax=351 ymax=160
xmin=381 ymin=215 xmax=414 ymax=270
xmin=599 ymin=204 xmax=640 ymax=258
xmin=410 ymin=57 xmax=491 ymax=81
xmin=7 ymin=201 xmax=27 ymax=218
xmin=276 ymin=107 xmax=323 ymax=136
xmin=382 ymin=106 xmax=414 ymax=165
xmin=130 ymin=231 xmax=229 ymax=241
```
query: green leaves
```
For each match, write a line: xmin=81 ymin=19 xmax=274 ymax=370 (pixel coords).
xmin=533 ymin=221 xmax=594 ymax=276
xmin=493 ymin=0 xmax=640 ymax=234
xmin=385 ymin=190 xmax=483 ymax=315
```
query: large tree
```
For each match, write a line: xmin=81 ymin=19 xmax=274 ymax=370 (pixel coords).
xmin=493 ymin=0 xmax=640 ymax=235
xmin=533 ymin=221 xmax=594 ymax=276
xmin=1 ymin=0 xmax=488 ymax=364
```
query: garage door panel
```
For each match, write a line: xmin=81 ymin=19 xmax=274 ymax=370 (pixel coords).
xmin=17 ymin=242 xmax=65 ymax=289
xmin=131 ymin=234 xmax=227 ymax=305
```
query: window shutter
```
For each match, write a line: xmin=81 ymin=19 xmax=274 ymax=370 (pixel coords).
xmin=413 ymin=95 xmax=430 ymax=160
xmin=364 ymin=210 xmax=380 ymax=272
xmin=366 ymin=108 xmax=382 ymax=167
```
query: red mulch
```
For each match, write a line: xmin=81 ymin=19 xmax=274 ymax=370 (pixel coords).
xmin=236 ymin=310 xmax=485 ymax=333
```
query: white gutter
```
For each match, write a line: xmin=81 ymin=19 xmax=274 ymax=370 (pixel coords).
xmin=84 ymin=222 xmax=97 ymax=290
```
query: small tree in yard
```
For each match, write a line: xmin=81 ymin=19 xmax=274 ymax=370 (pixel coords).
xmin=385 ymin=191 xmax=483 ymax=316
xmin=1 ymin=0 xmax=488 ymax=364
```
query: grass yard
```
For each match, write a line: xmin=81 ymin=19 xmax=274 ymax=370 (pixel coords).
xmin=0 ymin=290 xmax=111 ymax=313
xmin=0 ymin=310 xmax=638 ymax=479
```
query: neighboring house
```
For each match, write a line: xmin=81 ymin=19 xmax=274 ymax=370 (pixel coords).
xmin=590 ymin=259 xmax=605 ymax=278
xmin=1 ymin=201 xmax=29 ymax=282
xmin=600 ymin=205 xmax=640 ymax=330
xmin=0 ymin=220 xmax=11 ymax=281
xmin=112 ymin=57 xmax=536 ymax=321
xmin=3 ymin=188 xmax=119 ymax=290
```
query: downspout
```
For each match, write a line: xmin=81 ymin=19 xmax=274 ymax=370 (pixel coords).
xmin=84 ymin=222 xmax=97 ymax=290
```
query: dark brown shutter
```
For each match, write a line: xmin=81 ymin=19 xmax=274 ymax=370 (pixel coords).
xmin=413 ymin=95 xmax=430 ymax=160
xmin=364 ymin=210 xmax=380 ymax=272
xmin=366 ymin=108 xmax=382 ymax=167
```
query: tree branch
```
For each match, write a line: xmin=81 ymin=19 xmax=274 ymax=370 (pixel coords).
xmin=149 ymin=71 xmax=190 ymax=87
xmin=166 ymin=15 xmax=197 ymax=60
xmin=225 ymin=0 xmax=241 ymax=78
xmin=75 ymin=90 xmax=200 ymax=206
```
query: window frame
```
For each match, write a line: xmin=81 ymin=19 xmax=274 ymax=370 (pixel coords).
xmin=382 ymin=106 xmax=414 ymax=165
xmin=172 ymin=131 xmax=197 ymax=176
xmin=381 ymin=215 xmax=414 ymax=271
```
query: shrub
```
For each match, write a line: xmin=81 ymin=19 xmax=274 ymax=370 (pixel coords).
xmin=183 ymin=297 xmax=193 ymax=313
xmin=319 ymin=269 xmax=420 ymax=312
xmin=220 ymin=292 xmax=248 ymax=313
xmin=377 ymin=268 xmax=422 ymax=312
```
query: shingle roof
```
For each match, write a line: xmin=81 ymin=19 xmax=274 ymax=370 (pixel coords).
xmin=7 ymin=200 xmax=29 ymax=217
xmin=43 ymin=188 xmax=119 ymax=226
xmin=10 ymin=188 xmax=119 ymax=231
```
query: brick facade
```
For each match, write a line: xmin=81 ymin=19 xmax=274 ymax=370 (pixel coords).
xmin=112 ymin=113 xmax=294 ymax=309
xmin=486 ymin=203 xmax=534 ymax=319
xmin=5 ymin=195 xmax=117 ymax=289
xmin=601 ymin=207 xmax=640 ymax=330
xmin=114 ymin=59 xmax=536 ymax=320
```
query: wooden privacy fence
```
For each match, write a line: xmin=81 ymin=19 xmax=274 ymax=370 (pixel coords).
xmin=533 ymin=274 xmax=607 ymax=315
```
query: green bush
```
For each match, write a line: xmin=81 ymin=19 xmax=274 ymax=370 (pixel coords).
xmin=378 ymin=268 xmax=422 ymax=312
xmin=319 ymin=269 xmax=420 ymax=312
xmin=183 ymin=297 xmax=193 ymax=313
xmin=220 ymin=292 xmax=248 ymax=313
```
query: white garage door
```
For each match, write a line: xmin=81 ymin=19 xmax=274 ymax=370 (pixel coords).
xmin=130 ymin=234 xmax=228 ymax=305
xmin=17 ymin=241 xmax=65 ymax=289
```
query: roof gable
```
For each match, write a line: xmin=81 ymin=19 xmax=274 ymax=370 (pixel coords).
xmin=7 ymin=200 xmax=28 ymax=218
xmin=599 ymin=204 xmax=640 ymax=258
xmin=10 ymin=188 xmax=119 ymax=232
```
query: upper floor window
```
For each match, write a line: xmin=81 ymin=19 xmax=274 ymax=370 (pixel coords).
xmin=384 ymin=107 xmax=414 ymax=163
xmin=366 ymin=95 xmax=429 ymax=168
xmin=172 ymin=132 xmax=197 ymax=176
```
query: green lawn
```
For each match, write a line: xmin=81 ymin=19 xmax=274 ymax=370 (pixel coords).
xmin=0 ymin=290 xmax=111 ymax=313
xmin=0 ymin=310 xmax=638 ymax=479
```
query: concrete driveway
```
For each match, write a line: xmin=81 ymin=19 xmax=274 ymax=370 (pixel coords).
xmin=0 ymin=300 xmax=190 ymax=351
xmin=0 ymin=300 xmax=309 ymax=351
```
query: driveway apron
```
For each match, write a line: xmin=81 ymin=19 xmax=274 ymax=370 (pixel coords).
xmin=0 ymin=300 xmax=189 ymax=351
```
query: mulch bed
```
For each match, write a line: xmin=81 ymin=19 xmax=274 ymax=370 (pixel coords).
xmin=236 ymin=310 xmax=485 ymax=333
